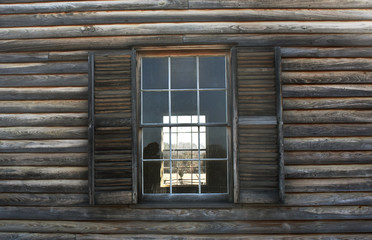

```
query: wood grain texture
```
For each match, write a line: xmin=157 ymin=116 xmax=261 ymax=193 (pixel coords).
xmin=0 ymin=166 xmax=87 ymax=179
xmin=0 ymin=113 xmax=88 ymax=127
xmin=0 ymin=127 xmax=87 ymax=140
xmin=0 ymin=62 xmax=88 ymax=74
xmin=0 ymin=51 xmax=88 ymax=63
xmin=0 ymin=140 xmax=88 ymax=153
xmin=4 ymin=22 xmax=372 ymax=40
xmin=0 ymin=74 xmax=88 ymax=87
xmin=0 ymin=100 xmax=87 ymax=113
xmin=0 ymin=233 xmax=75 ymax=240
xmin=0 ymin=219 xmax=370 ymax=234
xmin=282 ymin=47 xmax=372 ymax=58
xmin=285 ymin=165 xmax=372 ymax=178
xmin=285 ymin=192 xmax=372 ymax=206
xmin=286 ymin=178 xmax=372 ymax=192
xmin=282 ymin=58 xmax=372 ymax=71
xmin=0 ymin=180 xmax=88 ymax=193
xmin=283 ymin=110 xmax=372 ymax=123
xmin=283 ymin=85 xmax=372 ymax=98
xmin=0 ymin=193 xmax=88 ymax=206
xmin=5 ymin=10 xmax=372 ymax=28
xmin=284 ymin=124 xmax=372 ymax=137
xmin=282 ymin=71 xmax=372 ymax=84
xmin=283 ymin=97 xmax=372 ymax=109
xmin=284 ymin=151 xmax=372 ymax=165
xmin=284 ymin=137 xmax=372 ymax=151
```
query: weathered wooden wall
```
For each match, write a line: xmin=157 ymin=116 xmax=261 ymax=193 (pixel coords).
xmin=0 ymin=0 xmax=372 ymax=239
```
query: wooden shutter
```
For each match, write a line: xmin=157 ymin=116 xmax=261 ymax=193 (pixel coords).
xmin=88 ymin=50 xmax=137 ymax=205
xmin=235 ymin=47 xmax=284 ymax=203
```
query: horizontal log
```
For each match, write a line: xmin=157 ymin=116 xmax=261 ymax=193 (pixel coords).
xmin=284 ymin=124 xmax=372 ymax=137
xmin=188 ymin=0 xmax=372 ymax=9
xmin=76 ymin=234 xmax=372 ymax=240
xmin=282 ymin=58 xmax=372 ymax=71
xmin=0 ymin=127 xmax=87 ymax=140
xmin=0 ymin=140 xmax=88 ymax=153
xmin=283 ymin=97 xmax=372 ymax=109
xmin=284 ymin=137 xmax=372 ymax=151
xmin=0 ymin=100 xmax=87 ymax=113
xmin=285 ymin=192 xmax=372 ymax=206
xmin=0 ymin=74 xmax=88 ymax=87
xmin=0 ymin=206 xmax=371 ymax=221
xmin=282 ymin=47 xmax=372 ymax=58
xmin=0 ymin=1 xmax=188 ymax=14
xmin=283 ymin=110 xmax=372 ymax=123
xmin=286 ymin=178 xmax=372 ymax=192
xmin=0 ymin=219 xmax=370 ymax=234
xmin=0 ymin=193 xmax=88 ymax=206
xmin=285 ymin=164 xmax=372 ymax=178
xmin=0 ymin=180 xmax=88 ymax=193
xmin=283 ymin=85 xmax=372 ymax=98
xmin=0 ymin=166 xmax=87 ymax=180
xmin=0 ymin=113 xmax=88 ymax=127
xmin=5 ymin=10 xmax=372 ymax=28
xmin=282 ymin=71 xmax=372 ymax=84
xmin=284 ymin=151 xmax=372 ymax=165
xmin=4 ymin=34 xmax=372 ymax=52
xmin=0 ymin=87 xmax=87 ymax=100
xmin=0 ymin=62 xmax=88 ymax=75
xmin=0 ymin=233 xmax=74 ymax=240
xmin=0 ymin=51 xmax=88 ymax=63
xmin=0 ymin=153 xmax=88 ymax=166
xmin=5 ymin=22 xmax=372 ymax=40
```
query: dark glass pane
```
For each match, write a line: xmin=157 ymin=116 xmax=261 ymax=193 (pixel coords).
xmin=142 ymin=58 xmax=168 ymax=89
xmin=199 ymin=56 xmax=226 ymax=89
xmin=171 ymin=57 xmax=197 ymax=89
xmin=202 ymin=160 xmax=227 ymax=193
xmin=171 ymin=91 xmax=197 ymax=120
xmin=200 ymin=91 xmax=226 ymax=123
xmin=142 ymin=91 xmax=168 ymax=123
xmin=205 ymin=127 xmax=227 ymax=159
xmin=143 ymin=161 xmax=170 ymax=193
xmin=143 ymin=127 xmax=169 ymax=160
xmin=172 ymin=160 xmax=199 ymax=193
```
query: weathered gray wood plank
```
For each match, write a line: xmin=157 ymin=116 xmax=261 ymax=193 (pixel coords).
xmin=284 ymin=137 xmax=372 ymax=151
xmin=4 ymin=22 xmax=372 ymax=40
xmin=0 ymin=51 xmax=88 ymax=63
xmin=0 ymin=113 xmax=88 ymax=127
xmin=0 ymin=193 xmax=88 ymax=206
xmin=285 ymin=164 xmax=372 ymax=178
xmin=0 ymin=140 xmax=88 ymax=153
xmin=0 ymin=62 xmax=88 ymax=74
xmin=284 ymin=124 xmax=372 ymax=137
xmin=0 ymin=153 xmax=88 ymax=166
xmin=283 ymin=110 xmax=372 ymax=123
xmin=282 ymin=71 xmax=372 ymax=84
xmin=284 ymin=151 xmax=372 ymax=165
xmin=285 ymin=192 xmax=372 ymax=206
xmin=282 ymin=47 xmax=372 ymax=58
xmin=0 ymin=206 xmax=370 ymax=220
xmin=0 ymin=233 xmax=75 ymax=240
xmin=283 ymin=85 xmax=372 ymax=97
xmin=188 ymin=0 xmax=372 ymax=9
xmin=0 ymin=0 xmax=188 ymax=14
xmin=0 ymin=219 xmax=370 ymax=234
xmin=0 ymin=87 xmax=87 ymax=100
xmin=286 ymin=178 xmax=372 ymax=192
xmin=0 ymin=180 xmax=88 ymax=193
xmin=5 ymin=10 xmax=372 ymax=28
xmin=0 ymin=74 xmax=88 ymax=87
xmin=283 ymin=97 xmax=372 ymax=109
xmin=0 ymin=100 xmax=87 ymax=113
xmin=0 ymin=166 xmax=87 ymax=179
xmin=282 ymin=58 xmax=372 ymax=71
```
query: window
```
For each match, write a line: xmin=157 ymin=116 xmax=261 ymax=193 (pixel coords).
xmin=139 ymin=51 xmax=231 ymax=201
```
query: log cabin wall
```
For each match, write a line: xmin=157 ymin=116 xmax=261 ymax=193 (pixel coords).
xmin=0 ymin=1 xmax=372 ymax=239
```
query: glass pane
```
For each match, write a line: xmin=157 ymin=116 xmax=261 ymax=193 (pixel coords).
xmin=142 ymin=58 xmax=168 ymax=89
xmin=171 ymin=57 xmax=197 ymax=89
xmin=200 ymin=91 xmax=226 ymax=123
xmin=199 ymin=56 xmax=226 ymax=89
xmin=144 ymin=161 xmax=170 ymax=193
xmin=143 ymin=127 xmax=168 ymax=160
xmin=142 ymin=91 xmax=168 ymax=124
xmin=204 ymin=127 xmax=227 ymax=159
xmin=172 ymin=160 xmax=199 ymax=193
xmin=201 ymin=160 xmax=227 ymax=193
xmin=171 ymin=126 xmax=198 ymax=160
xmin=171 ymin=92 xmax=197 ymax=119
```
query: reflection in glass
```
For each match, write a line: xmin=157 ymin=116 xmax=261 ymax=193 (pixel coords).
xmin=202 ymin=160 xmax=227 ymax=193
xmin=142 ymin=57 xmax=168 ymax=89
xmin=171 ymin=57 xmax=197 ymax=89
xmin=200 ymin=91 xmax=226 ymax=123
xmin=199 ymin=56 xmax=226 ymax=89
xmin=171 ymin=160 xmax=200 ymax=193
xmin=142 ymin=92 xmax=168 ymax=123
xmin=143 ymin=127 xmax=168 ymax=160
xmin=144 ymin=161 xmax=170 ymax=193
xmin=205 ymin=127 xmax=227 ymax=159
